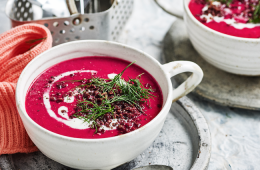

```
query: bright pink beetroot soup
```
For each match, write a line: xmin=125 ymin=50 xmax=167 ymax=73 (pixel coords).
xmin=189 ymin=0 xmax=260 ymax=38
xmin=25 ymin=57 xmax=163 ymax=139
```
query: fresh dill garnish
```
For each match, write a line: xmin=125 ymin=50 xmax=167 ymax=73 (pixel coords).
xmin=70 ymin=61 xmax=155 ymax=133
xmin=250 ymin=1 xmax=260 ymax=23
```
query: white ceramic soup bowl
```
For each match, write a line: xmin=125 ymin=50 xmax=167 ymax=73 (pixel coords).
xmin=16 ymin=40 xmax=203 ymax=170
xmin=155 ymin=0 xmax=260 ymax=76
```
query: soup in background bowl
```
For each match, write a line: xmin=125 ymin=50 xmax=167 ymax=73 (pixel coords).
xmin=16 ymin=40 xmax=203 ymax=170
xmin=190 ymin=0 xmax=260 ymax=38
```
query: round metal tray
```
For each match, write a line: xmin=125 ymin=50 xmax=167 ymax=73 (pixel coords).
xmin=0 ymin=96 xmax=210 ymax=170
xmin=163 ymin=19 xmax=260 ymax=110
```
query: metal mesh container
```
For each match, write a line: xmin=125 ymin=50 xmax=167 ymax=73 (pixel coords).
xmin=5 ymin=0 xmax=134 ymax=46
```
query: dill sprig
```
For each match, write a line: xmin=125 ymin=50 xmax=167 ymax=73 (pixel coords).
xmin=250 ymin=1 xmax=260 ymax=23
xmin=72 ymin=61 xmax=155 ymax=132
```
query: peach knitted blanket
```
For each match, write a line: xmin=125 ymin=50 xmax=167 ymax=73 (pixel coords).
xmin=0 ymin=24 xmax=52 ymax=155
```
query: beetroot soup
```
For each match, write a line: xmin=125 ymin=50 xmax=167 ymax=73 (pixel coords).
xmin=25 ymin=57 xmax=163 ymax=139
xmin=189 ymin=0 xmax=260 ymax=38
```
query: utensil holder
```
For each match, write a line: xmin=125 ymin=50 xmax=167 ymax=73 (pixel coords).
xmin=5 ymin=0 xmax=134 ymax=46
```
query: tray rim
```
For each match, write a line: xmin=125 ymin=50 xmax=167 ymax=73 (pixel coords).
xmin=176 ymin=96 xmax=211 ymax=170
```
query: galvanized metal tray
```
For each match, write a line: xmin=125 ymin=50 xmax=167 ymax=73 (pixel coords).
xmin=163 ymin=19 xmax=260 ymax=110
xmin=0 ymin=96 xmax=211 ymax=170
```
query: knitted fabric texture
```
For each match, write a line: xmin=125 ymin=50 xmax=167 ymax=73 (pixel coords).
xmin=0 ymin=24 xmax=52 ymax=155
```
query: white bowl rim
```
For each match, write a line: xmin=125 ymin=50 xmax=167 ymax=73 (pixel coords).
xmin=16 ymin=40 xmax=173 ymax=143
xmin=184 ymin=0 xmax=260 ymax=42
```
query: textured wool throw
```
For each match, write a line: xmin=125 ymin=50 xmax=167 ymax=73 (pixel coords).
xmin=0 ymin=24 xmax=52 ymax=155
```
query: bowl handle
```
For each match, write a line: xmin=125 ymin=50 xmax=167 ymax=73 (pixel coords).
xmin=154 ymin=0 xmax=184 ymax=19
xmin=162 ymin=61 xmax=203 ymax=102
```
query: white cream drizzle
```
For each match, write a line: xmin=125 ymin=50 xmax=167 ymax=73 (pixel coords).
xmin=58 ymin=106 xmax=69 ymax=119
xmin=43 ymin=70 xmax=119 ymax=130
xmin=108 ymin=73 xmax=117 ymax=79
xmin=200 ymin=3 xmax=260 ymax=29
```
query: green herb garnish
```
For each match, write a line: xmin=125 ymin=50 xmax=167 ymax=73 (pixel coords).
xmin=71 ymin=61 xmax=155 ymax=133
xmin=250 ymin=1 xmax=260 ymax=23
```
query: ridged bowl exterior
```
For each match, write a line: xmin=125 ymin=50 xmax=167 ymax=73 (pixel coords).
xmin=184 ymin=0 xmax=260 ymax=76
